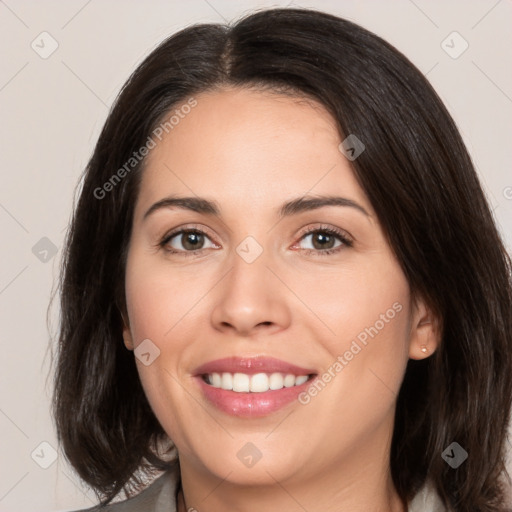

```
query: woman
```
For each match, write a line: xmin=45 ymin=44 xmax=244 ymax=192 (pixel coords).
xmin=52 ymin=7 xmax=512 ymax=511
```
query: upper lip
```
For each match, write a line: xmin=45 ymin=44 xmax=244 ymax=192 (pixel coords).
xmin=194 ymin=356 xmax=317 ymax=376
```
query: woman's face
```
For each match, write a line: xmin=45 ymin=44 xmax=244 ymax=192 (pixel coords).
xmin=122 ymin=87 xmax=435 ymax=490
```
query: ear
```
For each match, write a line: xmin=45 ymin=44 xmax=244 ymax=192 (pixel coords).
xmin=121 ymin=311 xmax=134 ymax=351
xmin=408 ymin=296 xmax=440 ymax=360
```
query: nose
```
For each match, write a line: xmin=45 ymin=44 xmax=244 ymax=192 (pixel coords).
xmin=210 ymin=244 xmax=291 ymax=337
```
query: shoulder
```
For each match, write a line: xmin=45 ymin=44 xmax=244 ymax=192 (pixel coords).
xmin=70 ymin=466 xmax=180 ymax=512
xmin=408 ymin=479 xmax=446 ymax=512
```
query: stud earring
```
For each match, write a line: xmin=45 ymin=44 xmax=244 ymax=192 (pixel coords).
xmin=420 ymin=345 xmax=428 ymax=354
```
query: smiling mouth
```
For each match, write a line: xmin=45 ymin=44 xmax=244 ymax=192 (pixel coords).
xmin=201 ymin=372 xmax=317 ymax=393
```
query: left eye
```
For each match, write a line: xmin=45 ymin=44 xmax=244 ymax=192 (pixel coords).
xmin=298 ymin=230 xmax=344 ymax=251
xmin=292 ymin=227 xmax=353 ymax=256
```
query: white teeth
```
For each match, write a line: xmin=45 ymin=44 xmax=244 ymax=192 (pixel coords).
xmin=295 ymin=375 xmax=309 ymax=386
xmin=269 ymin=372 xmax=284 ymax=390
xmin=284 ymin=374 xmax=296 ymax=387
xmin=211 ymin=372 xmax=222 ymax=388
xmin=233 ymin=373 xmax=250 ymax=392
xmin=204 ymin=372 xmax=311 ymax=392
xmin=221 ymin=372 xmax=233 ymax=390
xmin=250 ymin=373 xmax=269 ymax=393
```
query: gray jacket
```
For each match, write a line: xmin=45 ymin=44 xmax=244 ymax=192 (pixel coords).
xmin=72 ymin=467 xmax=446 ymax=511
xmin=75 ymin=470 xmax=179 ymax=512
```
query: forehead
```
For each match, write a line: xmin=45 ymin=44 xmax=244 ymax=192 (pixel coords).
xmin=134 ymin=87 xmax=372 ymax=220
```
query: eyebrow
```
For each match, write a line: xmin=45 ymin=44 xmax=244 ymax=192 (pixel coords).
xmin=143 ymin=194 xmax=370 ymax=221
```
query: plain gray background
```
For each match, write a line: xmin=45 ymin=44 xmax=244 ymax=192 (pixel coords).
xmin=1 ymin=1 xmax=511 ymax=510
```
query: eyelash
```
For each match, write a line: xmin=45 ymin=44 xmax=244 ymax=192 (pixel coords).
xmin=158 ymin=224 xmax=353 ymax=258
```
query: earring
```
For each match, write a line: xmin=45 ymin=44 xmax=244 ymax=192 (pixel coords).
xmin=420 ymin=345 xmax=428 ymax=354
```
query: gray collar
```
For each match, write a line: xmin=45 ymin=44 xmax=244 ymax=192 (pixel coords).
xmin=79 ymin=465 xmax=180 ymax=512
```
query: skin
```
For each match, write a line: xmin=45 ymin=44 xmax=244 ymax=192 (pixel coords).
xmin=122 ymin=86 xmax=439 ymax=512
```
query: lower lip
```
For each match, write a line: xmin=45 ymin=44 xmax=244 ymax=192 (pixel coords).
xmin=195 ymin=376 xmax=315 ymax=418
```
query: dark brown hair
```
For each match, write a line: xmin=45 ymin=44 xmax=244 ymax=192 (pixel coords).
xmin=51 ymin=7 xmax=512 ymax=511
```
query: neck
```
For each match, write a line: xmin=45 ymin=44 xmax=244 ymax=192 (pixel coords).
xmin=175 ymin=427 xmax=407 ymax=512
xmin=177 ymin=469 xmax=405 ymax=512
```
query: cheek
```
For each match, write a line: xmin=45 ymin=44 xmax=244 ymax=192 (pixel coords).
xmin=123 ymin=249 xmax=218 ymax=406
xmin=123 ymin=255 xmax=200 ymax=440
xmin=294 ymin=257 xmax=411 ymax=401
xmin=291 ymin=256 xmax=411 ymax=351
xmin=124 ymin=253 xmax=201 ymax=345
xmin=287 ymin=265 xmax=411 ymax=453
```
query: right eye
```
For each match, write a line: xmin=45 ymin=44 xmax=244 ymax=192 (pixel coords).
xmin=159 ymin=227 xmax=219 ymax=256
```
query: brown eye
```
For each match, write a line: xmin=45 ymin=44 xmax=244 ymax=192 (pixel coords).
xmin=308 ymin=231 xmax=338 ymax=250
xmin=293 ymin=226 xmax=353 ymax=257
xmin=176 ymin=231 xmax=206 ymax=251
xmin=159 ymin=228 xmax=218 ymax=256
